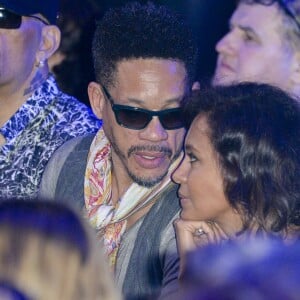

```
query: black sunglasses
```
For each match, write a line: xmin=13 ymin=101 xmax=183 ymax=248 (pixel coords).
xmin=0 ymin=7 xmax=49 ymax=29
xmin=102 ymin=86 xmax=185 ymax=130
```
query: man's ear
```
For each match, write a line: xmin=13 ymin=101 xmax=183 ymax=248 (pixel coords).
xmin=192 ymin=81 xmax=200 ymax=90
xmin=88 ymin=82 xmax=106 ymax=119
xmin=36 ymin=25 xmax=61 ymax=63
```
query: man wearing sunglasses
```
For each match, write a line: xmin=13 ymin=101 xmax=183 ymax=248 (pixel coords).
xmin=40 ymin=2 xmax=199 ymax=299
xmin=213 ymin=0 xmax=300 ymax=97
xmin=0 ymin=1 xmax=100 ymax=199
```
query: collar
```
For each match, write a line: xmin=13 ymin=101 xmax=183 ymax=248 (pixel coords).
xmin=0 ymin=75 xmax=59 ymax=143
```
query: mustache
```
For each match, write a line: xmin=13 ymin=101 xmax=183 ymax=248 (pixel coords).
xmin=128 ymin=145 xmax=172 ymax=157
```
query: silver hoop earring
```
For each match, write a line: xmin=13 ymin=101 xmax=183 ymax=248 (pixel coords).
xmin=36 ymin=60 xmax=45 ymax=68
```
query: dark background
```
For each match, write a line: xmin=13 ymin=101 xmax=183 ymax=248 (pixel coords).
xmin=53 ymin=0 xmax=236 ymax=105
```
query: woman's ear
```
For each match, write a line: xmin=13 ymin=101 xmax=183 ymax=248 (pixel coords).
xmin=37 ymin=25 xmax=61 ymax=62
xmin=88 ymin=82 xmax=106 ymax=119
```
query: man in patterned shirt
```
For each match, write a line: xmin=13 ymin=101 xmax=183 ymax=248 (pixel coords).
xmin=0 ymin=0 xmax=101 ymax=199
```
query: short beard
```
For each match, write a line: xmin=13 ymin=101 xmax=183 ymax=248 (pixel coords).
xmin=127 ymin=145 xmax=182 ymax=188
xmin=110 ymin=137 xmax=181 ymax=188
xmin=128 ymin=170 xmax=168 ymax=188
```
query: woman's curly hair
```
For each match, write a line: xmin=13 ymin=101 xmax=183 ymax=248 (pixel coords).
xmin=184 ymin=83 xmax=300 ymax=235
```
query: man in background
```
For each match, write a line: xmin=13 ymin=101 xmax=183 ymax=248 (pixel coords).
xmin=213 ymin=0 xmax=300 ymax=97
xmin=0 ymin=0 xmax=100 ymax=199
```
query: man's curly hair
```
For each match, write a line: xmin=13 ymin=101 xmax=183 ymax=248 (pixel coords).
xmin=92 ymin=1 xmax=199 ymax=88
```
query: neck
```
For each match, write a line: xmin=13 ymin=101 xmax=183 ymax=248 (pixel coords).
xmin=23 ymin=68 xmax=48 ymax=97
xmin=0 ymin=66 xmax=48 ymax=127
xmin=216 ymin=214 xmax=244 ymax=239
xmin=111 ymin=167 xmax=133 ymax=206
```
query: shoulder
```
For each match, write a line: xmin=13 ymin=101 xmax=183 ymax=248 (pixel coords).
xmin=39 ymin=135 xmax=94 ymax=201
xmin=142 ymin=183 xmax=180 ymax=251
xmin=51 ymin=92 xmax=102 ymax=132
xmin=53 ymin=91 xmax=90 ymax=114
xmin=50 ymin=134 xmax=93 ymax=160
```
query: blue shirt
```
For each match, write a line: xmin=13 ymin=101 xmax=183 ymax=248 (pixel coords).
xmin=0 ymin=75 xmax=101 ymax=199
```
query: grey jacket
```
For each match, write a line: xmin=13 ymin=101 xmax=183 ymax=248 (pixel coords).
xmin=39 ymin=135 xmax=180 ymax=299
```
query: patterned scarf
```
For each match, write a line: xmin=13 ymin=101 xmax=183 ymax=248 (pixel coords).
xmin=84 ymin=128 xmax=182 ymax=267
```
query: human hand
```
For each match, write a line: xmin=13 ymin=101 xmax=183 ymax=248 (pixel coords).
xmin=173 ymin=218 xmax=229 ymax=277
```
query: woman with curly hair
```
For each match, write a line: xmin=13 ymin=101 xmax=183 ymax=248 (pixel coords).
xmin=173 ymin=83 xmax=300 ymax=274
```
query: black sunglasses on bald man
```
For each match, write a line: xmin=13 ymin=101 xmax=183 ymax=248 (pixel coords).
xmin=0 ymin=7 xmax=49 ymax=29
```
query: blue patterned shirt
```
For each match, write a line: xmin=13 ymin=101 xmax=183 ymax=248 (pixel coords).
xmin=0 ymin=75 xmax=101 ymax=199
